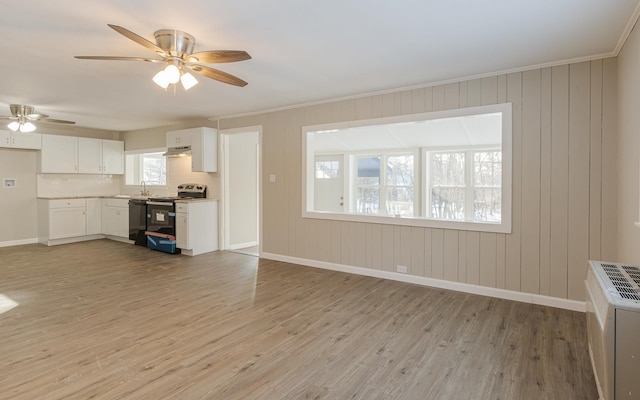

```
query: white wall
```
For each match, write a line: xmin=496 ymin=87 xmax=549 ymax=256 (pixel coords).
xmin=616 ymin=22 xmax=640 ymax=265
xmin=219 ymin=59 xmax=617 ymax=302
xmin=0 ymin=149 xmax=38 ymax=243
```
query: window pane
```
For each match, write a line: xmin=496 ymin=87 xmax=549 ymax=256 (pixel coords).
xmin=387 ymin=187 xmax=414 ymax=216
xmin=474 ymin=188 xmax=501 ymax=222
xmin=474 ymin=151 xmax=501 ymax=187
xmin=431 ymin=152 xmax=465 ymax=186
xmin=142 ymin=154 xmax=166 ymax=185
xmin=431 ymin=188 xmax=465 ymax=220
xmin=125 ymin=152 xmax=166 ymax=186
xmin=357 ymin=157 xmax=380 ymax=185
xmin=386 ymin=155 xmax=414 ymax=186
xmin=356 ymin=187 xmax=379 ymax=214
xmin=315 ymin=160 xmax=339 ymax=179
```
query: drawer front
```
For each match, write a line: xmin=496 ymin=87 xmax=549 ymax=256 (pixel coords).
xmin=48 ymin=198 xmax=86 ymax=209
xmin=175 ymin=203 xmax=189 ymax=213
xmin=103 ymin=198 xmax=130 ymax=208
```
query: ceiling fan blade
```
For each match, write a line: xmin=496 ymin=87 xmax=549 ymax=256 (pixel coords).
xmin=187 ymin=50 xmax=251 ymax=64
xmin=107 ymin=24 xmax=168 ymax=56
xmin=37 ymin=118 xmax=76 ymax=125
xmin=186 ymin=64 xmax=248 ymax=87
xmin=26 ymin=113 xmax=49 ymax=119
xmin=74 ymin=56 xmax=163 ymax=63
xmin=0 ymin=116 xmax=16 ymax=121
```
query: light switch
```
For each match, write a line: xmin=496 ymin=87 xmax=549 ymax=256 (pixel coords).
xmin=269 ymin=174 xmax=277 ymax=183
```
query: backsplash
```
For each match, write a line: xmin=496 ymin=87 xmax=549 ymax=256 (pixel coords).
xmin=37 ymin=174 xmax=121 ymax=197
xmin=167 ymin=157 xmax=219 ymax=198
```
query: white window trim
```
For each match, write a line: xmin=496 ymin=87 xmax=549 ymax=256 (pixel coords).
xmin=302 ymin=103 xmax=512 ymax=234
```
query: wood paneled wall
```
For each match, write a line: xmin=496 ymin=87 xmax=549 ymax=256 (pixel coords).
xmin=220 ymin=59 xmax=617 ymax=301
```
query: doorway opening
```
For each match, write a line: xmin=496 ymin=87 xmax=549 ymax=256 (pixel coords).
xmin=220 ymin=127 xmax=261 ymax=257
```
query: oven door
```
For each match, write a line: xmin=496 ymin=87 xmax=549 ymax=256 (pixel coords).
xmin=146 ymin=201 xmax=176 ymax=235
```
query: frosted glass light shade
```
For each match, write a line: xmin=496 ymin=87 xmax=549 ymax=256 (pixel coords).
xmin=7 ymin=121 xmax=20 ymax=131
xmin=20 ymin=122 xmax=36 ymax=133
xmin=153 ymin=70 xmax=170 ymax=89
xmin=180 ymin=72 xmax=198 ymax=90
xmin=164 ymin=64 xmax=180 ymax=84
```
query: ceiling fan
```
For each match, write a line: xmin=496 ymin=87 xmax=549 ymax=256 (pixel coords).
xmin=75 ymin=24 xmax=251 ymax=90
xmin=0 ymin=104 xmax=75 ymax=133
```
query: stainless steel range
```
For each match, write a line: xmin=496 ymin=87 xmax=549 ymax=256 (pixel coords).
xmin=144 ymin=183 xmax=207 ymax=253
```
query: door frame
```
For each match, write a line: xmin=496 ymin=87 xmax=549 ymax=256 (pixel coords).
xmin=218 ymin=125 xmax=262 ymax=253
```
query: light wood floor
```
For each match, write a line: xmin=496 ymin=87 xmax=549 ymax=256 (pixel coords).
xmin=0 ymin=240 xmax=597 ymax=399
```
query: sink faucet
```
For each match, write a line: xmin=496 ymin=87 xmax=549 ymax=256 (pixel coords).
xmin=140 ymin=181 xmax=149 ymax=196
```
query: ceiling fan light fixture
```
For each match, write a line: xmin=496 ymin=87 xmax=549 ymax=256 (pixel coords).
xmin=153 ymin=69 xmax=170 ymax=89
xmin=7 ymin=121 xmax=20 ymax=132
xmin=180 ymin=71 xmax=198 ymax=90
xmin=20 ymin=122 xmax=36 ymax=133
xmin=164 ymin=64 xmax=180 ymax=84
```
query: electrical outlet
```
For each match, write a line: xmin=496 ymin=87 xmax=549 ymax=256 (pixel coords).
xmin=396 ymin=265 xmax=408 ymax=273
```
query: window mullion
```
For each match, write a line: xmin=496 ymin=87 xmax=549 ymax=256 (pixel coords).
xmin=465 ymin=150 xmax=474 ymax=221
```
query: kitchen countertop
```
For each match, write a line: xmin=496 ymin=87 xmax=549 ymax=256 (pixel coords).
xmin=38 ymin=195 xmax=218 ymax=202
xmin=37 ymin=195 xmax=149 ymax=200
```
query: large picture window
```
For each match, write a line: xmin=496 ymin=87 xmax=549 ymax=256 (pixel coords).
xmin=303 ymin=103 xmax=512 ymax=233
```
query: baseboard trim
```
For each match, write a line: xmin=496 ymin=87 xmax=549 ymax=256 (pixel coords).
xmin=228 ymin=241 xmax=258 ymax=250
xmin=0 ymin=238 xmax=39 ymax=248
xmin=261 ymin=252 xmax=586 ymax=313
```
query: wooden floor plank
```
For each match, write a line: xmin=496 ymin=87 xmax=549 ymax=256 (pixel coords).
xmin=0 ymin=240 xmax=597 ymax=399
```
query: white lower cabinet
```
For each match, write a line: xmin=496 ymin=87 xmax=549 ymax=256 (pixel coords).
xmin=39 ymin=197 xmax=130 ymax=245
xmin=39 ymin=198 xmax=87 ymax=242
xmin=176 ymin=200 xmax=218 ymax=256
xmin=86 ymin=198 xmax=102 ymax=235
xmin=102 ymin=198 xmax=129 ymax=238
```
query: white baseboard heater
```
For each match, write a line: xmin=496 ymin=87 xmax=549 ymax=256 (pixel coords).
xmin=585 ymin=260 xmax=640 ymax=400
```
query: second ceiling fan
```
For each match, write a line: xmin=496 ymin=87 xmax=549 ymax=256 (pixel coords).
xmin=75 ymin=24 xmax=251 ymax=90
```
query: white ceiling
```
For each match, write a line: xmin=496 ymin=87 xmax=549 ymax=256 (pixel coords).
xmin=0 ymin=0 xmax=638 ymax=132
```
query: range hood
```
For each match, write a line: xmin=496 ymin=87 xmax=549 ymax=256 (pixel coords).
xmin=163 ymin=145 xmax=191 ymax=157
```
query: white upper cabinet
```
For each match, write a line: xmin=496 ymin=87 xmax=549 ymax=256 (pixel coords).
xmin=40 ymin=134 xmax=79 ymax=173
xmin=78 ymin=137 xmax=102 ymax=173
xmin=167 ymin=130 xmax=192 ymax=147
xmin=102 ymin=139 xmax=124 ymax=174
xmin=41 ymin=134 xmax=124 ymax=174
xmin=78 ymin=138 xmax=124 ymax=174
xmin=0 ymin=130 xmax=42 ymax=149
xmin=166 ymin=127 xmax=218 ymax=172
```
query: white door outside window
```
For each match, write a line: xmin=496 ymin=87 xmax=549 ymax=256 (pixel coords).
xmin=314 ymin=155 xmax=344 ymax=213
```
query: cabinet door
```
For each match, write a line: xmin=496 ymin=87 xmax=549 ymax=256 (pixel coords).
xmin=176 ymin=212 xmax=189 ymax=249
xmin=86 ymin=198 xmax=102 ymax=235
xmin=115 ymin=207 xmax=129 ymax=237
xmin=41 ymin=134 xmax=78 ymax=173
xmin=78 ymin=138 xmax=102 ymax=173
xmin=167 ymin=130 xmax=193 ymax=147
xmin=11 ymin=132 xmax=42 ymax=149
xmin=103 ymin=206 xmax=129 ymax=237
xmin=50 ymin=207 xmax=86 ymax=239
xmin=102 ymin=140 xmax=124 ymax=174
xmin=184 ymin=128 xmax=217 ymax=172
xmin=0 ymin=131 xmax=10 ymax=148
